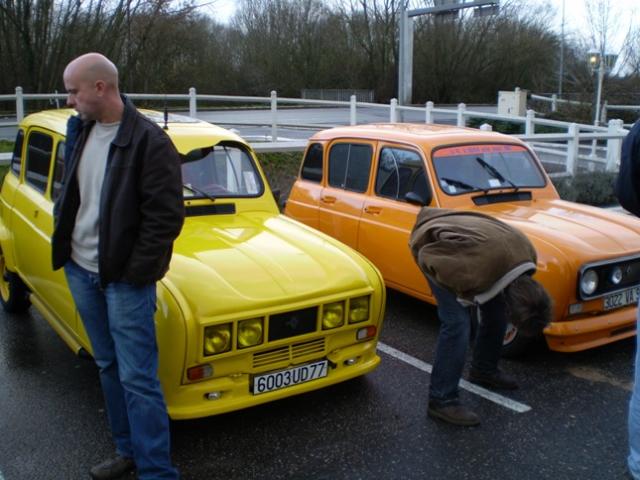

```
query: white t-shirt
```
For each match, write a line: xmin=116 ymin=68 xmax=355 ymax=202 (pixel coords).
xmin=70 ymin=121 xmax=120 ymax=272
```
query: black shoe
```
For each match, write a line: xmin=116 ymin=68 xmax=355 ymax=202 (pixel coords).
xmin=468 ymin=368 xmax=518 ymax=390
xmin=427 ymin=401 xmax=480 ymax=426
xmin=89 ymin=455 xmax=135 ymax=480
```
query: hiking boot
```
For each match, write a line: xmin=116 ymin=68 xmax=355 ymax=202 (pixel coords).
xmin=89 ymin=455 xmax=135 ymax=480
xmin=427 ymin=401 xmax=480 ymax=426
xmin=468 ymin=368 xmax=518 ymax=390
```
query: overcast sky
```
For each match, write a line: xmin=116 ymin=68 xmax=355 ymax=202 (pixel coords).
xmin=539 ymin=0 xmax=637 ymax=52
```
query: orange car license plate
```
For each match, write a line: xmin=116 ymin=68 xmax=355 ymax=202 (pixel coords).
xmin=603 ymin=286 xmax=640 ymax=311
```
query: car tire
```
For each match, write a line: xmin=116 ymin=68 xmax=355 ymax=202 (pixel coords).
xmin=501 ymin=323 xmax=536 ymax=358
xmin=0 ymin=252 xmax=30 ymax=313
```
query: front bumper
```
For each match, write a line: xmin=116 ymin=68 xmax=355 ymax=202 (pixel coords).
xmin=544 ymin=305 xmax=636 ymax=352
xmin=166 ymin=340 xmax=379 ymax=420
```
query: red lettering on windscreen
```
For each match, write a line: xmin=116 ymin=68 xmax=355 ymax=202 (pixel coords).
xmin=434 ymin=145 xmax=526 ymax=157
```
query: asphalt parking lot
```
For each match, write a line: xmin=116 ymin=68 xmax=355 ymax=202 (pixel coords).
xmin=0 ymin=289 xmax=635 ymax=480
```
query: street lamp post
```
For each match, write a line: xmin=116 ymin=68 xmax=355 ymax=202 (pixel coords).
xmin=589 ymin=50 xmax=604 ymax=126
xmin=588 ymin=49 xmax=618 ymax=126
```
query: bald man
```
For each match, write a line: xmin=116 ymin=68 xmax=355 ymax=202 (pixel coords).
xmin=52 ymin=53 xmax=184 ymax=480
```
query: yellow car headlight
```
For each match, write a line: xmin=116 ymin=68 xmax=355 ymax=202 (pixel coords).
xmin=204 ymin=324 xmax=232 ymax=355
xmin=237 ymin=318 xmax=264 ymax=348
xmin=349 ymin=296 xmax=370 ymax=323
xmin=322 ymin=301 xmax=345 ymax=329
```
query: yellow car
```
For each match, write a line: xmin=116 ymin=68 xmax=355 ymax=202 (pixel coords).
xmin=0 ymin=110 xmax=385 ymax=419
xmin=285 ymin=123 xmax=640 ymax=356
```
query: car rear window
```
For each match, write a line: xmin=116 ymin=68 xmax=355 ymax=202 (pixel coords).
xmin=11 ymin=130 xmax=24 ymax=177
xmin=301 ymin=143 xmax=323 ymax=182
xmin=432 ymin=144 xmax=546 ymax=195
xmin=328 ymin=143 xmax=372 ymax=193
xmin=25 ymin=131 xmax=53 ymax=193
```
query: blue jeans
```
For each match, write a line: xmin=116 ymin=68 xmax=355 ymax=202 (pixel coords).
xmin=428 ymin=278 xmax=507 ymax=405
xmin=64 ymin=261 xmax=179 ymax=480
xmin=629 ymin=306 xmax=640 ymax=479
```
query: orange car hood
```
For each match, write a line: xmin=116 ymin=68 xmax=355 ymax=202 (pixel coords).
xmin=486 ymin=199 xmax=640 ymax=261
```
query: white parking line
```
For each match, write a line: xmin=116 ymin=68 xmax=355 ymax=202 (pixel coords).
xmin=377 ymin=342 xmax=532 ymax=413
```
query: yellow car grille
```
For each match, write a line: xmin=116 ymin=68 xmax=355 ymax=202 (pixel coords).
xmin=252 ymin=338 xmax=325 ymax=369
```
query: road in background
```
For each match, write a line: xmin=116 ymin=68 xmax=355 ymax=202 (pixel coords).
xmin=0 ymin=289 xmax=633 ymax=479
xmin=0 ymin=105 xmax=496 ymax=142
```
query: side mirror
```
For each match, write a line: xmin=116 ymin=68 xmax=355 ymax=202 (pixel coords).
xmin=405 ymin=190 xmax=431 ymax=206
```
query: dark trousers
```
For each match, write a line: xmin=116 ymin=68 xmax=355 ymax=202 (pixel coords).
xmin=427 ymin=278 xmax=507 ymax=405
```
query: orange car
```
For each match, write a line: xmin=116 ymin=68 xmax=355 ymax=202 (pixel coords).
xmin=285 ymin=123 xmax=640 ymax=356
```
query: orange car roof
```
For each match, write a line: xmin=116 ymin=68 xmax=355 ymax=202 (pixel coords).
xmin=309 ymin=123 xmax=523 ymax=150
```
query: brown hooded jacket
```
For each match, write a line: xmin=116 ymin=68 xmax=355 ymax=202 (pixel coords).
xmin=409 ymin=208 xmax=537 ymax=305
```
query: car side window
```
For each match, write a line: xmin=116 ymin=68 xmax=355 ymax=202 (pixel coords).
xmin=375 ymin=147 xmax=430 ymax=203
xmin=328 ymin=143 xmax=372 ymax=193
xmin=301 ymin=143 xmax=323 ymax=182
xmin=25 ymin=131 xmax=53 ymax=193
xmin=51 ymin=141 xmax=65 ymax=201
xmin=11 ymin=130 xmax=24 ymax=177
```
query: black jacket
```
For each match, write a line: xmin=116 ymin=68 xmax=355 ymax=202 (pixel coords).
xmin=615 ymin=119 xmax=640 ymax=216
xmin=52 ymin=96 xmax=185 ymax=287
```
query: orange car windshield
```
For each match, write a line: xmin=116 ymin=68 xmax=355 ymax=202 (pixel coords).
xmin=432 ymin=144 xmax=545 ymax=195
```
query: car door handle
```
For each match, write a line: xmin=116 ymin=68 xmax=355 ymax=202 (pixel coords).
xmin=33 ymin=209 xmax=39 ymax=218
xmin=321 ymin=195 xmax=336 ymax=204
xmin=364 ymin=206 xmax=382 ymax=215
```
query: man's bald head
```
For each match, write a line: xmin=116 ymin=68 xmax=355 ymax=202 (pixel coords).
xmin=64 ymin=53 xmax=119 ymax=89
xmin=63 ymin=52 xmax=123 ymax=123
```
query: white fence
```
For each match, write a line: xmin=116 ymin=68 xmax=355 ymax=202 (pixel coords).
xmin=531 ymin=92 xmax=640 ymax=128
xmin=0 ymin=86 xmax=629 ymax=175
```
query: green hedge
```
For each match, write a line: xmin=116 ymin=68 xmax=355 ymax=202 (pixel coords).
xmin=0 ymin=140 xmax=14 ymax=153
xmin=467 ymin=117 xmax=565 ymax=135
xmin=550 ymin=171 xmax=617 ymax=206
xmin=255 ymin=151 xmax=302 ymax=203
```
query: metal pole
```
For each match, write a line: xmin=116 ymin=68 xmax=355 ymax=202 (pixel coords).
xmin=566 ymin=123 xmax=579 ymax=175
xmin=15 ymin=86 xmax=24 ymax=122
xmin=390 ymin=99 xmax=398 ymax=123
xmin=350 ymin=95 xmax=357 ymax=125
xmin=594 ymin=61 xmax=604 ymax=126
xmin=426 ymin=101 xmax=434 ymax=124
xmin=270 ymin=90 xmax=278 ymax=142
xmin=558 ymin=0 xmax=565 ymax=97
xmin=398 ymin=3 xmax=413 ymax=106
xmin=398 ymin=1 xmax=406 ymax=105
xmin=189 ymin=87 xmax=197 ymax=118
xmin=456 ymin=103 xmax=466 ymax=127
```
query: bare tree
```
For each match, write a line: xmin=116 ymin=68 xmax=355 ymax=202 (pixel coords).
xmin=336 ymin=0 xmax=400 ymax=101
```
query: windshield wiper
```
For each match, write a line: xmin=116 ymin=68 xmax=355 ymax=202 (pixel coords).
xmin=440 ymin=177 xmax=486 ymax=193
xmin=474 ymin=157 xmax=518 ymax=191
xmin=183 ymin=183 xmax=216 ymax=202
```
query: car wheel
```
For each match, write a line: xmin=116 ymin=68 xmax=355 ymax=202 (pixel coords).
xmin=501 ymin=323 xmax=535 ymax=358
xmin=0 ymin=250 xmax=30 ymax=313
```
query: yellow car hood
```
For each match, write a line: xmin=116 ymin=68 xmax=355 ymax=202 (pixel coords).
xmin=166 ymin=211 xmax=375 ymax=318
xmin=488 ymin=199 xmax=640 ymax=260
